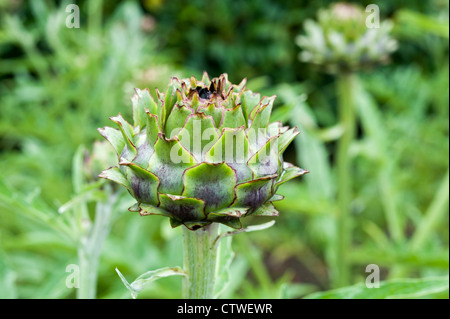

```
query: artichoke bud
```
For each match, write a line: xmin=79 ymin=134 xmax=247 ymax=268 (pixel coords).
xmin=98 ymin=72 xmax=308 ymax=230
xmin=296 ymin=2 xmax=398 ymax=73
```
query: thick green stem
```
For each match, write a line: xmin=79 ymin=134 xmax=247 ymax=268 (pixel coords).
xmin=334 ymin=72 xmax=357 ymax=288
xmin=77 ymin=243 xmax=100 ymax=299
xmin=182 ymin=223 xmax=219 ymax=299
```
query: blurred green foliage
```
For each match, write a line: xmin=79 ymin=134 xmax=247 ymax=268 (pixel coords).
xmin=0 ymin=0 xmax=448 ymax=298
xmin=145 ymin=0 xmax=447 ymax=82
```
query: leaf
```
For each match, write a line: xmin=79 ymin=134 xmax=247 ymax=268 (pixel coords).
xmin=275 ymin=163 xmax=309 ymax=187
xmin=98 ymin=126 xmax=126 ymax=158
xmin=213 ymin=220 xmax=275 ymax=248
xmin=98 ymin=167 xmax=132 ymax=193
xmin=276 ymin=83 xmax=334 ymax=200
xmin=177 ymin=113 xmax=219 ymax=161
xmin=148 ymin=134 xmax=197 ymax=194
xmin=116 ymin=266 xmax=187 ymax=299
xmin=214 ymin=225 xmax=235 ymax=298
xmin=304 ymin=276 xmax=449 ymax=299
xmin=250 ymin=202 xmax=279 ymax=217
xmin=277 ymin=127 xmax=300 ymax=155
xmin=280 ymin=283 xmax=317 ymax=299
xmin=269 ymin=194 xmax=284 ymax=202
xmin=159 ymin=194 xmax=206 ymax=221
xmin=119 ymin=159 xmax=160 ymax=206
xmin=396 ymin=9 xmax=449 ymax=39
xmin=0 ymin=241 xmax=17 ymax=299
xmin=110 ymin=114 xmax=137 ymax=160
xmin=162 ymin=77 xmax=180 ymax=126
xmin=410 ymin=169 xmax=449 ymax=251
xmin=58 ymin=188 xmax=105 ymax=214
xmin=232 ymin=175 xmax=277 ymax=209
xmin=182 ymin=162 xmax=237 ymax=213
xmin=72 ymin=145 xmax=86 ymax=194
xmin=132 ymin=88 xmax=157 ymax=127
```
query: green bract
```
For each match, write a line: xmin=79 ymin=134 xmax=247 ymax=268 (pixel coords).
xmin=296 ymin=2 xmax=397 ymax=73
xmin=98 ymin=73 xmax=307 ymax=230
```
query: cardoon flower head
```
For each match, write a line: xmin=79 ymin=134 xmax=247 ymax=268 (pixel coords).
xmin=98 ymin=73 xmax=307 ymax=230
xmin=296 ymin=2 xmax=397 ymax=73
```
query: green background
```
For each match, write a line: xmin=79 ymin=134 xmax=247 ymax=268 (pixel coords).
xmin=0 ymin=0 xmax=448 ymax=298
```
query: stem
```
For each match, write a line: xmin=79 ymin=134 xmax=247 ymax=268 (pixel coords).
xmin=77 ymin=242 xmax=99 ymax=299
xmin=410 ymin=168 xmax=449 ymax=251
xmin=88 ymin=0 xmax=103 ymax=37
xmin=334 ymin=72 xmax=357 ymax=288
xmin=182 ymin=223 xmax=219 ymax=299
xmin=77 ymin=190 xmax=116 ymax=299
xmin=378 ymin=163 xmax=404 ymax=244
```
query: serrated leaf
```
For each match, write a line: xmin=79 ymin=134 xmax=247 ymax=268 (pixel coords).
xmin=148 ymin=134 xmax=197 ymax=194
xmin=198 ymin=102 xmax=224 ymax=128
xmin=209 ymin=207 xmax=248 ymax=218
xmin=241 ymin=90 xmax=261 ymax=125
xmin=116 ymin=267 xmax=187 ymax=299
xmin=276 ymin=163 xmax=309 ymax=187
xmin=132 ymin=88 xmax=157 ymax=128
xmin=165 ymin=104 xmax=194 ymax=138
xmin=120 ymin=160 xmax=160 ymax=206
xmin=177 ymin=113 xmax=219 ymax=161
xmin=250 ymin=202 xmax=279 ymax=217
xmin=201 ymin=71 xmax=211 ymax=85
xmin=145 ymin=112 xmax=161 ymax=146
xmin=221 ymin=104 xmax=246 ymax=129
xmin=162 ymin=78 xmax=180 ymax=127
xmin=269 ymin=194 xmax=284 ymax=202
xmin=277 ymin=127 xmax=300 ymax=155
xmin=98 ymin=167 xmax=132 ymax=193
xmin=204 ymin=127 xmax=252 ymax=182
xmin=249 ymin=96 xmax=275 ymax=131
xmin=213 ymin=220 xmax=276 ymax=248
xmin=110 ymin=114 xmax=136 ymax=160
xmin=138 ymin=203 xmax=170 ymax=217
xmin=98 ymin=126 xmax=125 ymax=158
